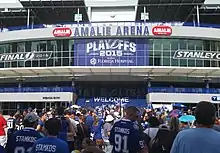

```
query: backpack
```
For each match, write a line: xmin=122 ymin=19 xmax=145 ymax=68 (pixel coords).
xmin=149 ymin=128 xmax=171 ymax=153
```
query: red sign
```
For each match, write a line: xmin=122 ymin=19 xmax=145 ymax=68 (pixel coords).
xmin=152 ymin=26 xmax=172 ymax=36
xmin=53 ymin=27 xmax=72 ymax=37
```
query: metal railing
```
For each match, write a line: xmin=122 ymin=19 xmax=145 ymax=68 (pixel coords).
xmin=0 ymin=86 xmax=219 ymax=94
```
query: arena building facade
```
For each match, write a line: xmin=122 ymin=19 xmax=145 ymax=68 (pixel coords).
xmin=0 ymin=0 xmax=220 ymax=115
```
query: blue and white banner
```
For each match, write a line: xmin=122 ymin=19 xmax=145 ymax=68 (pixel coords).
xmin=74 ymin=38 xmax=149 ymax=66
xmin=77 ymin=97 xmax=147 ymax=107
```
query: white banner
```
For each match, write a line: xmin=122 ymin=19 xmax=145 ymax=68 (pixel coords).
xmin=148 ymin=93 xmax=220 ymax=103
xmin=0 ymin=92 xmax=72 ymax=102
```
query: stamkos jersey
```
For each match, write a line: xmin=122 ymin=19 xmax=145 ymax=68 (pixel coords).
xmin=30 ymin=137 xmax=69 ymax=153
xmin=109 ymin=119 xmax=145 ymax=153
xmin=7 ymin=117 xmax=16 ymax=135
xmin=6 ymin=128 xmax=43 ymax=153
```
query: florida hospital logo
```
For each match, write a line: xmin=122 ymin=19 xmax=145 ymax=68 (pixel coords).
xmin=86 ymin=39 xmax=136 ymax=65
xmin=0 ymin=51 xmax=52 ymax=62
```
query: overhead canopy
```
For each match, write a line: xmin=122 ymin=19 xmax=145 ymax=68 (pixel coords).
xmin=0 ymin=66 xmax=220 ymax=78
xmin=136 ymin=0 xmax=205 ymax=22
xmin=0 ymin=0 xmax=89 ymax=27
xmin=19 ymin=0 xmax=89 ymax=24
xmin=204 ymin=0 xmax=220 ymax=4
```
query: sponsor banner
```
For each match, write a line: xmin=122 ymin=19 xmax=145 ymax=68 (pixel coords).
xmin=74 ymin=38 xmax=148 ymax=66
xmin=0 ymin=52 xmax=52 ymax=62
xmin=173 ymin=50 xmax=220 ymax=60
xmin=77 ymin=97 xmax=147 ymax=107
xmin=152 ymin=26 xmax=172 ymax=36
xmin=52 ymin=23 xmax=149 ymax=37
xmin=1 ymin=22 xmax=183 ymax=32
xmin=53 ymin=27 xmax=72 ymax=37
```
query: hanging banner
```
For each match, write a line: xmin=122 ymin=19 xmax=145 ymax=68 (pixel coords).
xmin=77 ymin=98 xmax=147 ymax=107
xmin=74 ymin=38 xmax=149 ymax=66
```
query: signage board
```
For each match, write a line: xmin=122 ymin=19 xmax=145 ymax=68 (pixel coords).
xmin=0 ymin=92 xmax=72 ymax=102
xmin=74 ymin=14 xmax=83 ymax=22
xmin=148 ymin=93 xmax=220 ymax=103
xmin=173 ymin=50 xmax=220 ymax=60
xmin=53 ymin=27 xmax=72 ymax=37
xmin=152 ymin=26 xmax=172 ymax=36
xmin=0 ymin=51 xmax=52 ymax=62
xmin=141 ymin=12 xmax=149 ymax=20
xmin=52 ymin=23 xmax=149 ymax=37
xmin=77 ymin=98 xmax=147 ymax=107
xmin=74 ymin=38 xmax=149 ymax=66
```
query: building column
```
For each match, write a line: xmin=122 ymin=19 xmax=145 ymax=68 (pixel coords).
xmin=27 ymin=9 xmax=30 ymax=28
xmin=204 ymin=79 xmax=209 ymax=89
xmin=72 ymin=78 xmax=78 ymax=105
xmin=196 ymin=5 xmax=200 ymax=26
xmin=145 ymin=77 xmax=152 ymax=94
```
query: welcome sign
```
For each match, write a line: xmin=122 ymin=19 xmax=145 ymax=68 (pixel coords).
xmin=76 ymin=98 xmax=147 ymax=107
xmin=74 ymin=38 xmax=149 ymax=66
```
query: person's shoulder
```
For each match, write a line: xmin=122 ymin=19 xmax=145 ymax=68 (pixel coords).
xmin=56 ymin=138 xmax=69 ymax=145
xmin=13 ymin=129 xmax=23 ymax=135
xmin=34 ymin=137 xmax=45 ymax=143
xmin=176 ymin=128 xmax=200 ymax=140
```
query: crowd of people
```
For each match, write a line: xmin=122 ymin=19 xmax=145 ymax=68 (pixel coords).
xmin=0 ymin=101 xmax=220 ymax=153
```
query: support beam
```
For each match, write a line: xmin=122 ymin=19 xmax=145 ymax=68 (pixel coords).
xmin=196 ymin=5 xmax=200 ymax=26
xmin=27 ymin=9 xmax=30 ymax=28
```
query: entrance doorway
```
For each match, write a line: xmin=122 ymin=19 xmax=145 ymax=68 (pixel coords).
xmin=45 ymin=102 xmax=68 ymax=110
xmin=0 ymin=101 xmax=69 ymax=115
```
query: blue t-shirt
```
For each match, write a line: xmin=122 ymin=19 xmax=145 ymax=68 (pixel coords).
xmin=56 ymin=117 xmax=69 ymax=141
xmin=6 ymin=128 xmax=43 ymax=153
xmin=171 ymin=128 xmax=220 ymax=153
xmin=31 ymin=137 xmax=69 ymax=153
xmin=109 ymin=119 xmax=145 ymax=153
xmin=38 ymin=120 xmax=45 ymax=128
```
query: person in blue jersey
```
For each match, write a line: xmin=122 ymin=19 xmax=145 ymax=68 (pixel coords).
xmin=15 ymin=113 xmax=25 ymax=131
xmin=7 ymin=112 xmax=16 ymax=137
xmin=109 ymin=106 xmax=148 ymax=153
xmin=36 ymin=112 xmax=47 ymax=136
xmin=85 ymin=110 xmax=94 ymax=135
xmin=171 ymin=101 xmax=220 ymax=153
xmin=30 ymin=118 xmax=69 ymax=153
xmin=92 ymin=115 xmax=104 ymax=148
xmin=6 ymin=112 xmax=43 ymax=153
xmin=56 ymin=107 xmax=75 ymax=142
xmin=0 ymin=145 xmax=5 ymax=153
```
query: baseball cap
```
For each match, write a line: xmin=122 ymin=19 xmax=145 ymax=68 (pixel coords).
xmin=24 ymin=113 xmax=39 ymax=123
xmin=105 ymin=115 xmax=114 ymax=122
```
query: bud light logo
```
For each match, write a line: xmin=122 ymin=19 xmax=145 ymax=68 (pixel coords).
xmin=74 ymin=38 xmax=148 ymax=66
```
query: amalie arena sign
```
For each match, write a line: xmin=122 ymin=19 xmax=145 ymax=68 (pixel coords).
xmin=52 ymin=24 xmax=172 ymax=37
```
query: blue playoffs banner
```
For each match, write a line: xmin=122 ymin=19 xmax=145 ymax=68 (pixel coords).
xmin=74 ymin=38 xmax=149 ymax=66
